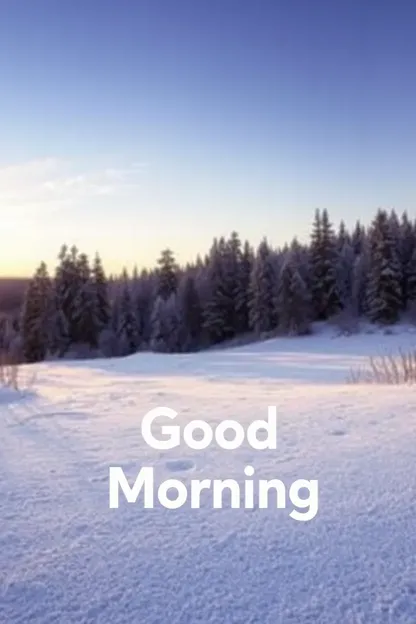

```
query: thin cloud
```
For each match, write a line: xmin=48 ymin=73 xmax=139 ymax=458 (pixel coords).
xmin=0 ymin=158 xmax=145 ymax=214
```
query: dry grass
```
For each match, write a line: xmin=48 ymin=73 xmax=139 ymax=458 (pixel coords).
xmin=347 ymin=349 xmax=416 ymax=385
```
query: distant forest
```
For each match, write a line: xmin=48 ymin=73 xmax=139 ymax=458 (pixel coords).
xmin=0 ymin=279 xmax=29 ymax=315
xmin=2 ymin=207 xmax=416 ymax=364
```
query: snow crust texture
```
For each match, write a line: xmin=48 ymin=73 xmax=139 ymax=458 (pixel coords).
xmin=1 ymin=331 xmax=416 ymax=623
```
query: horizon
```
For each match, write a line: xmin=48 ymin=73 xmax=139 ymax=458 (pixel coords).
xmin=1 ymin=1 xmax=416 ymax=277
xmin=1 ymin=205 xmax=410 ymax=280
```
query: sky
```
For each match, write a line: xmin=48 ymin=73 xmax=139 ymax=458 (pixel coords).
xmin=1 ymin=0 xmax=416 ymax=276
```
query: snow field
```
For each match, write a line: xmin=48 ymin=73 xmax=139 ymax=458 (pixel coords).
xmin=0 ymin=329 xmax=415 ymax=623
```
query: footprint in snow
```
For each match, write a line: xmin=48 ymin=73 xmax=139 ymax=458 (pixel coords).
xmin=20 ymin=411 xmax=89 ymax=424
xmin=329 ymin=428 xmax=347 ymax=437
xmin=165 ymin=459 xmax=196 ymax=473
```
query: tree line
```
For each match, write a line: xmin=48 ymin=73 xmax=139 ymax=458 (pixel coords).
xmin=2 ymin=207 xmax=416 ymax=363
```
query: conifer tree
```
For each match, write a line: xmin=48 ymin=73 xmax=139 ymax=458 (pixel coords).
xmin=337 ymin=220 xmax=351 ymax=252
xmin=237 ymin=240 xmax=254 ymax=334
xmin=351 ymin=248 xmax=370 ymax=316
xmin=163 ymin=293 xmax=181 ymax=352
xmin=336 ymin=239 xmax=355 ymax=310
xmin=248 ymin=239 xmax=277 ymax=335
xmin=98 ymin=295 xmax=121 ymax=357
xmin=406 ymin=247 xmax=416 ymax=305
xmin=117 ymin=272 xmax=139 ymax=355
xmin=310 ymin=209 xmax=340 ymax=319
xmin=178 ymin=274 xmax=202 ymax=350
xmin=150 ymin=294 xmax=181 ymax=352
xmin=399 ymin=212 xmax=416 ymax=308
xmin=133 ymin=270 xmax=154 ymax=348
xmin=351 ymin=220 xmax=366 ymax=255
xmin=224 ymin=231 xmax=243 ymax=333
xmin=21 ymin=262 xmax=52 ymax=362
xmin=203 ymin=238 xmax=234 ymax=344
xmin=157 ymin=249 xmax=178 ymax=300
xmin=92 ymin=253 xmax=111 ymax=334
xmin=50 ymin=245 xmax=80 ymax=356
xmin=72 ymin=253 xmax=99 ymax=349
xmin=276 ymin=254 xmax=311 ymax=335
xmin=366 ymin=210 xmax=402 ymax=324
xmin=150 ymin=296 xmax=166 ymax=352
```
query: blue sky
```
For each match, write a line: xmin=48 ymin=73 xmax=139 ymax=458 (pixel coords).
xmin=1 ymin=0 xmax=416 ymax=276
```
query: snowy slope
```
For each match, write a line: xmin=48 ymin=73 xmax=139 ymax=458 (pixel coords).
xmin=1 ymin=329 xmax=416 ymax=623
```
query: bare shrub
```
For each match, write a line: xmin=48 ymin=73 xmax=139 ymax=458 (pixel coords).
xmin=0 ymin=349 xmax=20 ymax=390
xmin=347 ymin=349 xmax=416 ymax=384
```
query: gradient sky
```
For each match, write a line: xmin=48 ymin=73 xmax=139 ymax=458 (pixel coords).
xmin=1 ymin=0 xmax=416 ymax=276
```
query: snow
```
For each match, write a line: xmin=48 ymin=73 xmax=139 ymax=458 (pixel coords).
xmin=1 ymin=328 xmax=416 ymax=623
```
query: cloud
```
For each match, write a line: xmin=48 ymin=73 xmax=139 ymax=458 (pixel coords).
xmin=0 ymin=158 xmax=146 ymax=215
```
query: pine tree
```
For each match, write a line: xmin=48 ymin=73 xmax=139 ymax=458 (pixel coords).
xmin=337 ymin=220 xmax=351 ymax=252
xmin=150 ymin=294 xmax=181 ymax=352
xmin=310 ymin=209 xmax=340 ymax=319
xmin=150 ymin=296 xmax=165 ymax=352
xmin=21 ymin=262 xmax=52 ymax=362
xmin=116 ymin=271 xmax=139 ymax=355
xmin=133 ymin=270 xmax=154 ymax=348
xmin=92 ymin=253 xmax=111 ymax=334
xmin=276 ymin=254 xmax=311 ymax=335
xmin=335 ymin=239 xmax=355 ymax=310
xmin=157 ymin=249 xmax=178 ymax=300
xmin=366 ymin=210 xmax=402 ymax=324
xmin=163 ymin=294 xmax=181 ymax=352
xmin=351 ymin=247 xmax=370 ymax=316
xmin=223 ymin=231 xmax=243 ymax=333
xmin=406 ymin=248 xmax=416 ymax=305
xmin=248 ymin=239 xmax=277 ymax=335
xmin=178 ymin=274 xmax=202 ymax=351
xmin=98 ymin=294 xmax=121 ymax=357
xmin=72 ymin=253 xmax=99 ymax=349
xmin=289 ymin=238 xmax=311 ymax=284
xmin=388 ymin=209 xmax=401 ymax=244
xmin=203 ymin=238 xmax=234 ymax=344
xmin=50 ymin=245 xmax=79 ymax=356
xmin=399 ymin=212 xmax=416 ymax=308
xmin=351 ymin=220 xmax=366 ymax=255
xmin=237 ymin=240 xmax=254 ymax=334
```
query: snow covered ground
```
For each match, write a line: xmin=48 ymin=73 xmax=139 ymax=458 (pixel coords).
xmin=1 ymin=327 xmax=416 ymax=623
